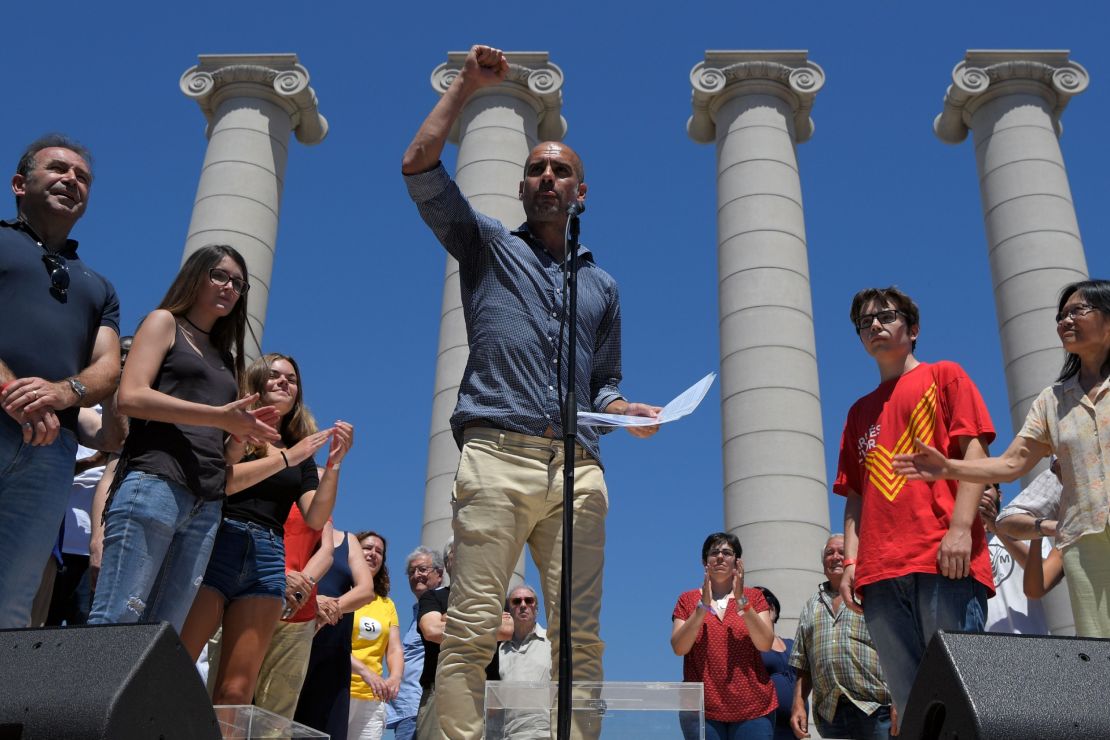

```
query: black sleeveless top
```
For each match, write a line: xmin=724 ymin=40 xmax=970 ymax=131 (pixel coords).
xmin=122 ymin=322 xmax=238 ymax=500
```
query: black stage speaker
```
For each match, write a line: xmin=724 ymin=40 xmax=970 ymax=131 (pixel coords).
xmin=901 ymin=630 xmax=1110 ymax=739
xmin=0 ymin=622 xmax=220 ymax=739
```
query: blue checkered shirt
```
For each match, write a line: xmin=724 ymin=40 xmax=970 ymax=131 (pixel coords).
xmin=405 ymin=164 xmax=624 ymax=464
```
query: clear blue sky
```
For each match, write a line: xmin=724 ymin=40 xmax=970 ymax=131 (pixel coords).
xmin=6 ymin=1 xmax=1109 ymax=686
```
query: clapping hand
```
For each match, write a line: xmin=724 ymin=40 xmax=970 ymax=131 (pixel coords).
xmin=326 ymin=421 xmax=355 ymax=469
xmin=221 ymin=394 xmax=280 ymax=441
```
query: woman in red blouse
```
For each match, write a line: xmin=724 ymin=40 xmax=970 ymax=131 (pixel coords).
xmin=671 ymin=532 xmax=778 ymax=740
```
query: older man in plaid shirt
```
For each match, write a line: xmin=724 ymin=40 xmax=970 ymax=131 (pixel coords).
xmin=789 ymin=534 xmax=894 ymax=739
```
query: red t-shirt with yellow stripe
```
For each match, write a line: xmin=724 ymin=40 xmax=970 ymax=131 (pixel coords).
xmin=834 ymin=361 xmax=996 ymax=596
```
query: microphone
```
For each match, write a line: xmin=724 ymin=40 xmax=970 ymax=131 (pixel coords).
xmin=567 ymin=201 xmax=586 ymax=217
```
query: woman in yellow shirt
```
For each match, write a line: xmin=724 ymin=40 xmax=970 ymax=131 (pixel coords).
xmin=349 ymin=530 xmax=403 ymax=740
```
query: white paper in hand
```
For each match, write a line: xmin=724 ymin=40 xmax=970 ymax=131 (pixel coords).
xmin=577 ymin=372 xmax=716 ymax=428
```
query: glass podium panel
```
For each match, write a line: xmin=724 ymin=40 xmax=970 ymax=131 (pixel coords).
xmin=485 ymin=681 xmax=704 ymax=739
xmin=213 ymin=705 xmax=330 ymax=739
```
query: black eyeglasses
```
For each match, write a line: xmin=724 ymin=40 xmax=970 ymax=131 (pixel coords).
xmin=855 ymin=309 xmax=904 ymax=333
xmin=42 ymin=253 xmax=70 ymax=295
xmin=707 ymin=548 xmax=736 ymax=559
xmin=1056 ymin=303 xmax=1098 ymax=324
xmin=510 ymin=596 xmax=537 ymax=607
xmin=209 ymin=268 xmax=250 ymax=295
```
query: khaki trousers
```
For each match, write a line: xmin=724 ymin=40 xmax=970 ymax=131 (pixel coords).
xmin=253 ymin=618 xmax=316 ymax=718
xmin=436 ymin=428 xmax=607 ymax=740
xmin=416 ymin=687 xmax=439 ymax=740
xmin=1062 ymin=526 xmax=1110 ymax=637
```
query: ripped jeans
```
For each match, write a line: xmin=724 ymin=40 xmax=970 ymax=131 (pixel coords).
xmin=89 ymin=471 xmax=222 ymax=634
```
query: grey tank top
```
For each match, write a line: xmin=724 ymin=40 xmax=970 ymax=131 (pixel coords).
xmin=121 ymin=322 xmax=238 ymax=500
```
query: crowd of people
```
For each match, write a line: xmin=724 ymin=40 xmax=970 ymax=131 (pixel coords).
xmin=2 ymin=40 xmax=1108 ymax=740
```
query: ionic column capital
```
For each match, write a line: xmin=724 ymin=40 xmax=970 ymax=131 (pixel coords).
xmin=431 ymin=51 xmax=567 ymax=142
xmin=934 ymin=50 xmax=1088 ymax=144
xmin=180 ymin=53 xmax=328 ymax=145
xmin=687 ymin=50 xmax=825 ymax=144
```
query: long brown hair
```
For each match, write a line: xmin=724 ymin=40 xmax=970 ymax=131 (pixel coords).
xmin=242 ymin=353 xmax=318 ymax=456
xmin=355 ymin=530 xmax=391 ymax=598
xmin=158 ymin=244 xmax=251 ymax=379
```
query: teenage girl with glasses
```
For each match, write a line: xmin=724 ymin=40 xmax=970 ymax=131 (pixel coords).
xmin=89 ymin=244 xmax=280 ymax=631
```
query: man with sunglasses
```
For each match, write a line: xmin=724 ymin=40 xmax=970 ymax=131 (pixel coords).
xmin=832 ymin=286 xmax=995 ymax=722
xmin=494 ymin=585 xmax=551 ymax=740
xmin=0 ymin=134 xmax=121 ymax=628
xmin=403 ymin=44 xmax=660 ymax=739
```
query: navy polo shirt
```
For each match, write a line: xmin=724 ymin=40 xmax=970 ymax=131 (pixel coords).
xmin=0 ymin=219 xmax=120 ymax=431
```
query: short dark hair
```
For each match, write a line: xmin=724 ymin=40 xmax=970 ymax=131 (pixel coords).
xmin=754 ymin=586 xmax=781 ymax=624
xmin=849 ymin=286 xmax=920 ymax=351
xmin=14 ymin=133 xmax=94 ymax=210
xmin=701 ymin=532 xmax=742 ymax=563
xmin=1056 ymin=279 xmax=1110 ymax=382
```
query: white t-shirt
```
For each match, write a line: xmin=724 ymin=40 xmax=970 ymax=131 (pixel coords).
xmin=63 ymin=402 xmax=110 ymax=557
xmin=985 ymin=536 xmax=1051 ymax=634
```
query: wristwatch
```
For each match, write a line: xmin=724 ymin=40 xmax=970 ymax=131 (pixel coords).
xmin=736 ymin=594 xmax=751 ymax=613
xmin=66 ymin=377 xmax=87 ymax=403
xmin=1034 ymin=518 xmax=1046 ymax=536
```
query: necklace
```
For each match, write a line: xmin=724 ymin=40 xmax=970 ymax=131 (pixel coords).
xmin=183 ymin=316 xmax=210 ymax=335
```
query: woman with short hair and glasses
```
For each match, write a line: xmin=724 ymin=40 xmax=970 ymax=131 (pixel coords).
xmin=895 ymin=279 xmax=1110 ymax=637
xmin=89 ymin=245 xmax=281 ymax=631
xmin=177 ymin=352 xmax=354 ymax=706
xmin=671 ymin=532 xmax=778 ymax=740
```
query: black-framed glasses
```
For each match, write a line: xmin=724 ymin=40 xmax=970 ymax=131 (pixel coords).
xmin=1056 ymin=303 xmax=1098 ymax=324
xmin=510 ymin=596 xmax=537 ymax=607
xmin=855 ymin=309 xmax=904 ymax=333
xmin=209 ymin=267 xmax=250 ymax=295
xmin=42 ymin=253 xmax=70 ymax=295
xmin=707 ymin=548 xmax=736 ymax=559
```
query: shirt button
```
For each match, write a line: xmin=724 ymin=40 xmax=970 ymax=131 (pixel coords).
xmin=551 ymin=311 xmax=558 ymax=318
xmin=549 ymin=385 xmax=554 ymax=391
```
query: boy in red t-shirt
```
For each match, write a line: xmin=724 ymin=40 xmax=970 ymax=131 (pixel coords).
xmin=834 ymin=286 xmax=996 ymax=720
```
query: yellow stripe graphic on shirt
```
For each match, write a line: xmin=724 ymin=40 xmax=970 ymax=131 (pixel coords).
xmin=864 ymin=383 xmax=937 ymax=502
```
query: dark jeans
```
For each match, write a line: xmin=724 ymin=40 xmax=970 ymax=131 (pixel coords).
xmin=816 ymin=699 xmax=891 ymax=739
xmin=862 ymin=573 xmax=987 ymax=716
xmin=681 ymin=711 xmax=774 ymax=740
xmin=45 ymin=553 xmax=91 ymax=626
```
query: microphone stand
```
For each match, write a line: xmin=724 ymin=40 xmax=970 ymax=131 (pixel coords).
xmin=557 ymin=204 xmax=582 ymax=740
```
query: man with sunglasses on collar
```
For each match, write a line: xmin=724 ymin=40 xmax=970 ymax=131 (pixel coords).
xmin=832 ymin=286 xmax=995 ymax=723
xmin=0 ymin=134 xmax=121 ymax=628
xmin=403 ymin=44 xmax=660 ymax=740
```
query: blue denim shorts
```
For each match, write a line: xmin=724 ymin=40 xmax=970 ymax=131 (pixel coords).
xmin=201 ymin=517 xmax=286 ymax=601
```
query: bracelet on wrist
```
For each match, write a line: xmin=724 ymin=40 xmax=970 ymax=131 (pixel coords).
xmin=328 ymin=462 xmax=341 ymax=471
xmin=696 ymin=602 xmax=713 ymax=614
xmin=1034 ymin=518 xmax=1045 ymax=536
xmin=279 ymin=450 xmax=290 ymax=468
xmin=841 ymin=558 xmax=857 ymax=567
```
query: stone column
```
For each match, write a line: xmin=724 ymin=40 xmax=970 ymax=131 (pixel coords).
xmin=688 ymin=51 xmax=829 ymax=637
xmin=180 ymin=54 xmax=328 ymax=360
xmin=935 ymin=50 xmax=1089 ymax=636
xmin=420 ymin=53 xmax=566 ymax=571
xmin=935 ymin=51 xmax=1089 ymax=468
